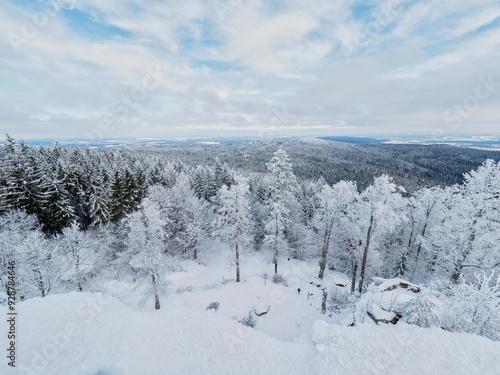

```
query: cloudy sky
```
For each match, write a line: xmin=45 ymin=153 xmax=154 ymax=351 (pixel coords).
xmin=1 ymin=0 xmax=499 ymax=141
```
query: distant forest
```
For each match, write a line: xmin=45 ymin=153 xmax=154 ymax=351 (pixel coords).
xmin=129 ymin=138 xmax=500 ymax=192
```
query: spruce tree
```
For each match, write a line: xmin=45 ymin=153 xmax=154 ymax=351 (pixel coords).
xmin=110 ymin=171 xmax=126 ymax=222
xmin=265 ymin=148 xmax=297 ymax=274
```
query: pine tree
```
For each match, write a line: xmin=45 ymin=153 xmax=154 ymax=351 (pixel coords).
xmin=0 ymin=138 xmax=51 ymax=222
xmin=89 ymin=171 xmax=110 ymax=228
xmin=110 ymin=171 xmax=126 ymax=222
xmin=43 ymin=164 xmax=77 ymax=234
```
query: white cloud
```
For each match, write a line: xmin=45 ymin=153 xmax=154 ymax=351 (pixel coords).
xmin=0 ymin=0 xmax=499 ymax=140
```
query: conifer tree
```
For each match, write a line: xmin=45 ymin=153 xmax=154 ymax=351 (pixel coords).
xmin=265 ymin=148 xmax=297 ymax=274
xmin=110 ymin=171 xmax=126 ymax=222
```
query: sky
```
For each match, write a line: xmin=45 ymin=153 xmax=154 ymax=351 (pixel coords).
xmin=0 ymin=0 xmax=499 ymax=141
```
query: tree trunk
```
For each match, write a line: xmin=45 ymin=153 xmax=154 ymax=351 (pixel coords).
xmin=34 ymin=259 xmax=46 ymax=297
xmin=351 ymin=259 xmax=358 ymax=294
xmin=318 ymin=220 xmax=333 ymax=280
xmin=235 ymin=242 xmax=240 ymax=282
xmin=407 ymin=227 xmax=414 ymax=252
xmin=154 ymin=293 xmax=160 ymax=310
xmin=358 ymin=214 xmax=374 ymax=293
xmin=321 ymin=289 xmax=328 ymax=314
xmin=450 ymin=213 xmax=481 ymax=284
xmin=152 ymin=274 xmax=160 ymax=310
xmin=451 ymin=233 xmax=476 ymax=284
xmin=274 ymin=214 xmax=279 ymax=275
xmin=412 ymin=221 xmax=428 ymax=280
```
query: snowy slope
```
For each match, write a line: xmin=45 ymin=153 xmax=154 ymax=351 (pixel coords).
xmin=313 ymin=321 xmax=500 ymax=375
xmin=2 ymin=291 xmax=500 ymax=375
xmin=2 ymin=260 xmax=500 ymax=375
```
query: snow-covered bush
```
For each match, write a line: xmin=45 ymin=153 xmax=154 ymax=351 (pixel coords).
xmin=328 ymin=286 xmax=352 ymax=313
xmin=206 ymin=301 xmax=220 ymax=312
xmin=442 ymin=272 xmax=500 ymax=341
xmin=239 ymin=311 xmax=257 ymax=328
xmin=401 ymin=294 xmax=441 ymax=328
xmin=273 ymin=274 xmax=287 ymax=286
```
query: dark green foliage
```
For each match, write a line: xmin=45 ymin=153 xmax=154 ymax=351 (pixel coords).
xmin=0 ymin=137 xmax=158 ymax=232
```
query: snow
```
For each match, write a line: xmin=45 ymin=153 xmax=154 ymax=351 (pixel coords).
xmin=312 ymin=321 xmax=500 ymax=375
xmin=297 ymin=137 xmax=332 ymax=145
xmin=371 ymin=277 xmax=421 ymax=292
xmin=354 ymin=277 xmax=445 ymax=325
xmin=2 ymin=256 xmax=500 ymax=375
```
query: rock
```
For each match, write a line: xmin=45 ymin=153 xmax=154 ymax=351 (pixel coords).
xmin=254 ymin=303 xmax=270 ymax=317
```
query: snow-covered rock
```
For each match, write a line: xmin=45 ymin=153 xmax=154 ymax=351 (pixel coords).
xmin=372 ymin=277 xmax=422 ymax=293
xmin=355 ymin=277 xmax=434 ymax=326
xmin=254 ymin=302 xmax=271 ymax=316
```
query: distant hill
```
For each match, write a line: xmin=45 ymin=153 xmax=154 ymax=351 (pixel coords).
xmin=123 ymin=138 xmax=500 ymax=192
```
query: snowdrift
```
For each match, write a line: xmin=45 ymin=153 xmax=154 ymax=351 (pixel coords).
xmin=1 ymin=292 xmax=500 ymax=375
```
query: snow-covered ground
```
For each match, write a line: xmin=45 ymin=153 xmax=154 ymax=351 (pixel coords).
xmin=2 ymin=255 xmax=500 ymax=375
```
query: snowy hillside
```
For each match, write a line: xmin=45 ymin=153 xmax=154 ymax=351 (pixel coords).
xmin=1 ymin=141 xmax=500 ymax=374
xmin=2 ymin=255 xmax=500 ymax=375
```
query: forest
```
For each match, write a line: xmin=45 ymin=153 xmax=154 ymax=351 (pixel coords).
xmin=1 ymin=135 xmax=499 ymax=342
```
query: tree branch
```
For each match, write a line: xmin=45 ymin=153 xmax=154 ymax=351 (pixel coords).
xmin=462 ymin=262 xmax=500 ymax=270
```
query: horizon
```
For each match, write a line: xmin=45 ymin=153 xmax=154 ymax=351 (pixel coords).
xmin=5 ymin=133 xmax=500 ymax=151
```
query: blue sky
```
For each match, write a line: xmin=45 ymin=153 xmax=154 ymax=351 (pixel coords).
xmin=1 ymin=0 xmax=499 ymax=140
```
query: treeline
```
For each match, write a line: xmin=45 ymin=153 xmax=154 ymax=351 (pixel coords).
xmin=123 ymin=139 xmax=500 ymax=192
xmin=0 ymin=135 xmax=233 ymax=234
xmin=1 ymin=138 xmax=499 ymax=325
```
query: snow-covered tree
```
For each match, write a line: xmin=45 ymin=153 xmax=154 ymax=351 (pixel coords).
xmin=401 ymin=294 xmax=441 ymax=328
xmin=168 ymin=173 xmax=206 ymax=259
xmin=44 ymin=164 xmax=77 ymax=234
xmin=354 ymin=175 xmax=407 ymax=293
xmin=443 ymin=271 xmax=500 ymax=341
xmin=89 ymin=171 xmax=110 ymax=228
xmin=59 ymin=222 xmax=96 ymax=292
xmin=404 ymin=187 xmax=444 ymax=281
xmin=126 ymin=197 xmax=169 ymax=310
xmin=212 ymin=177 xmax=253 ymax=282
xmin=0 ymin=210 xmax=38 ymax=295
xmin=426 ymin=160 xmax=500 ymax=283
xmin=265 ymin=148 xmax=298 ymax=275
xmin=17 ymin=229 xmax=57 ymax=298
xmin=313 ymin=181 xmax=358 ymax=279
